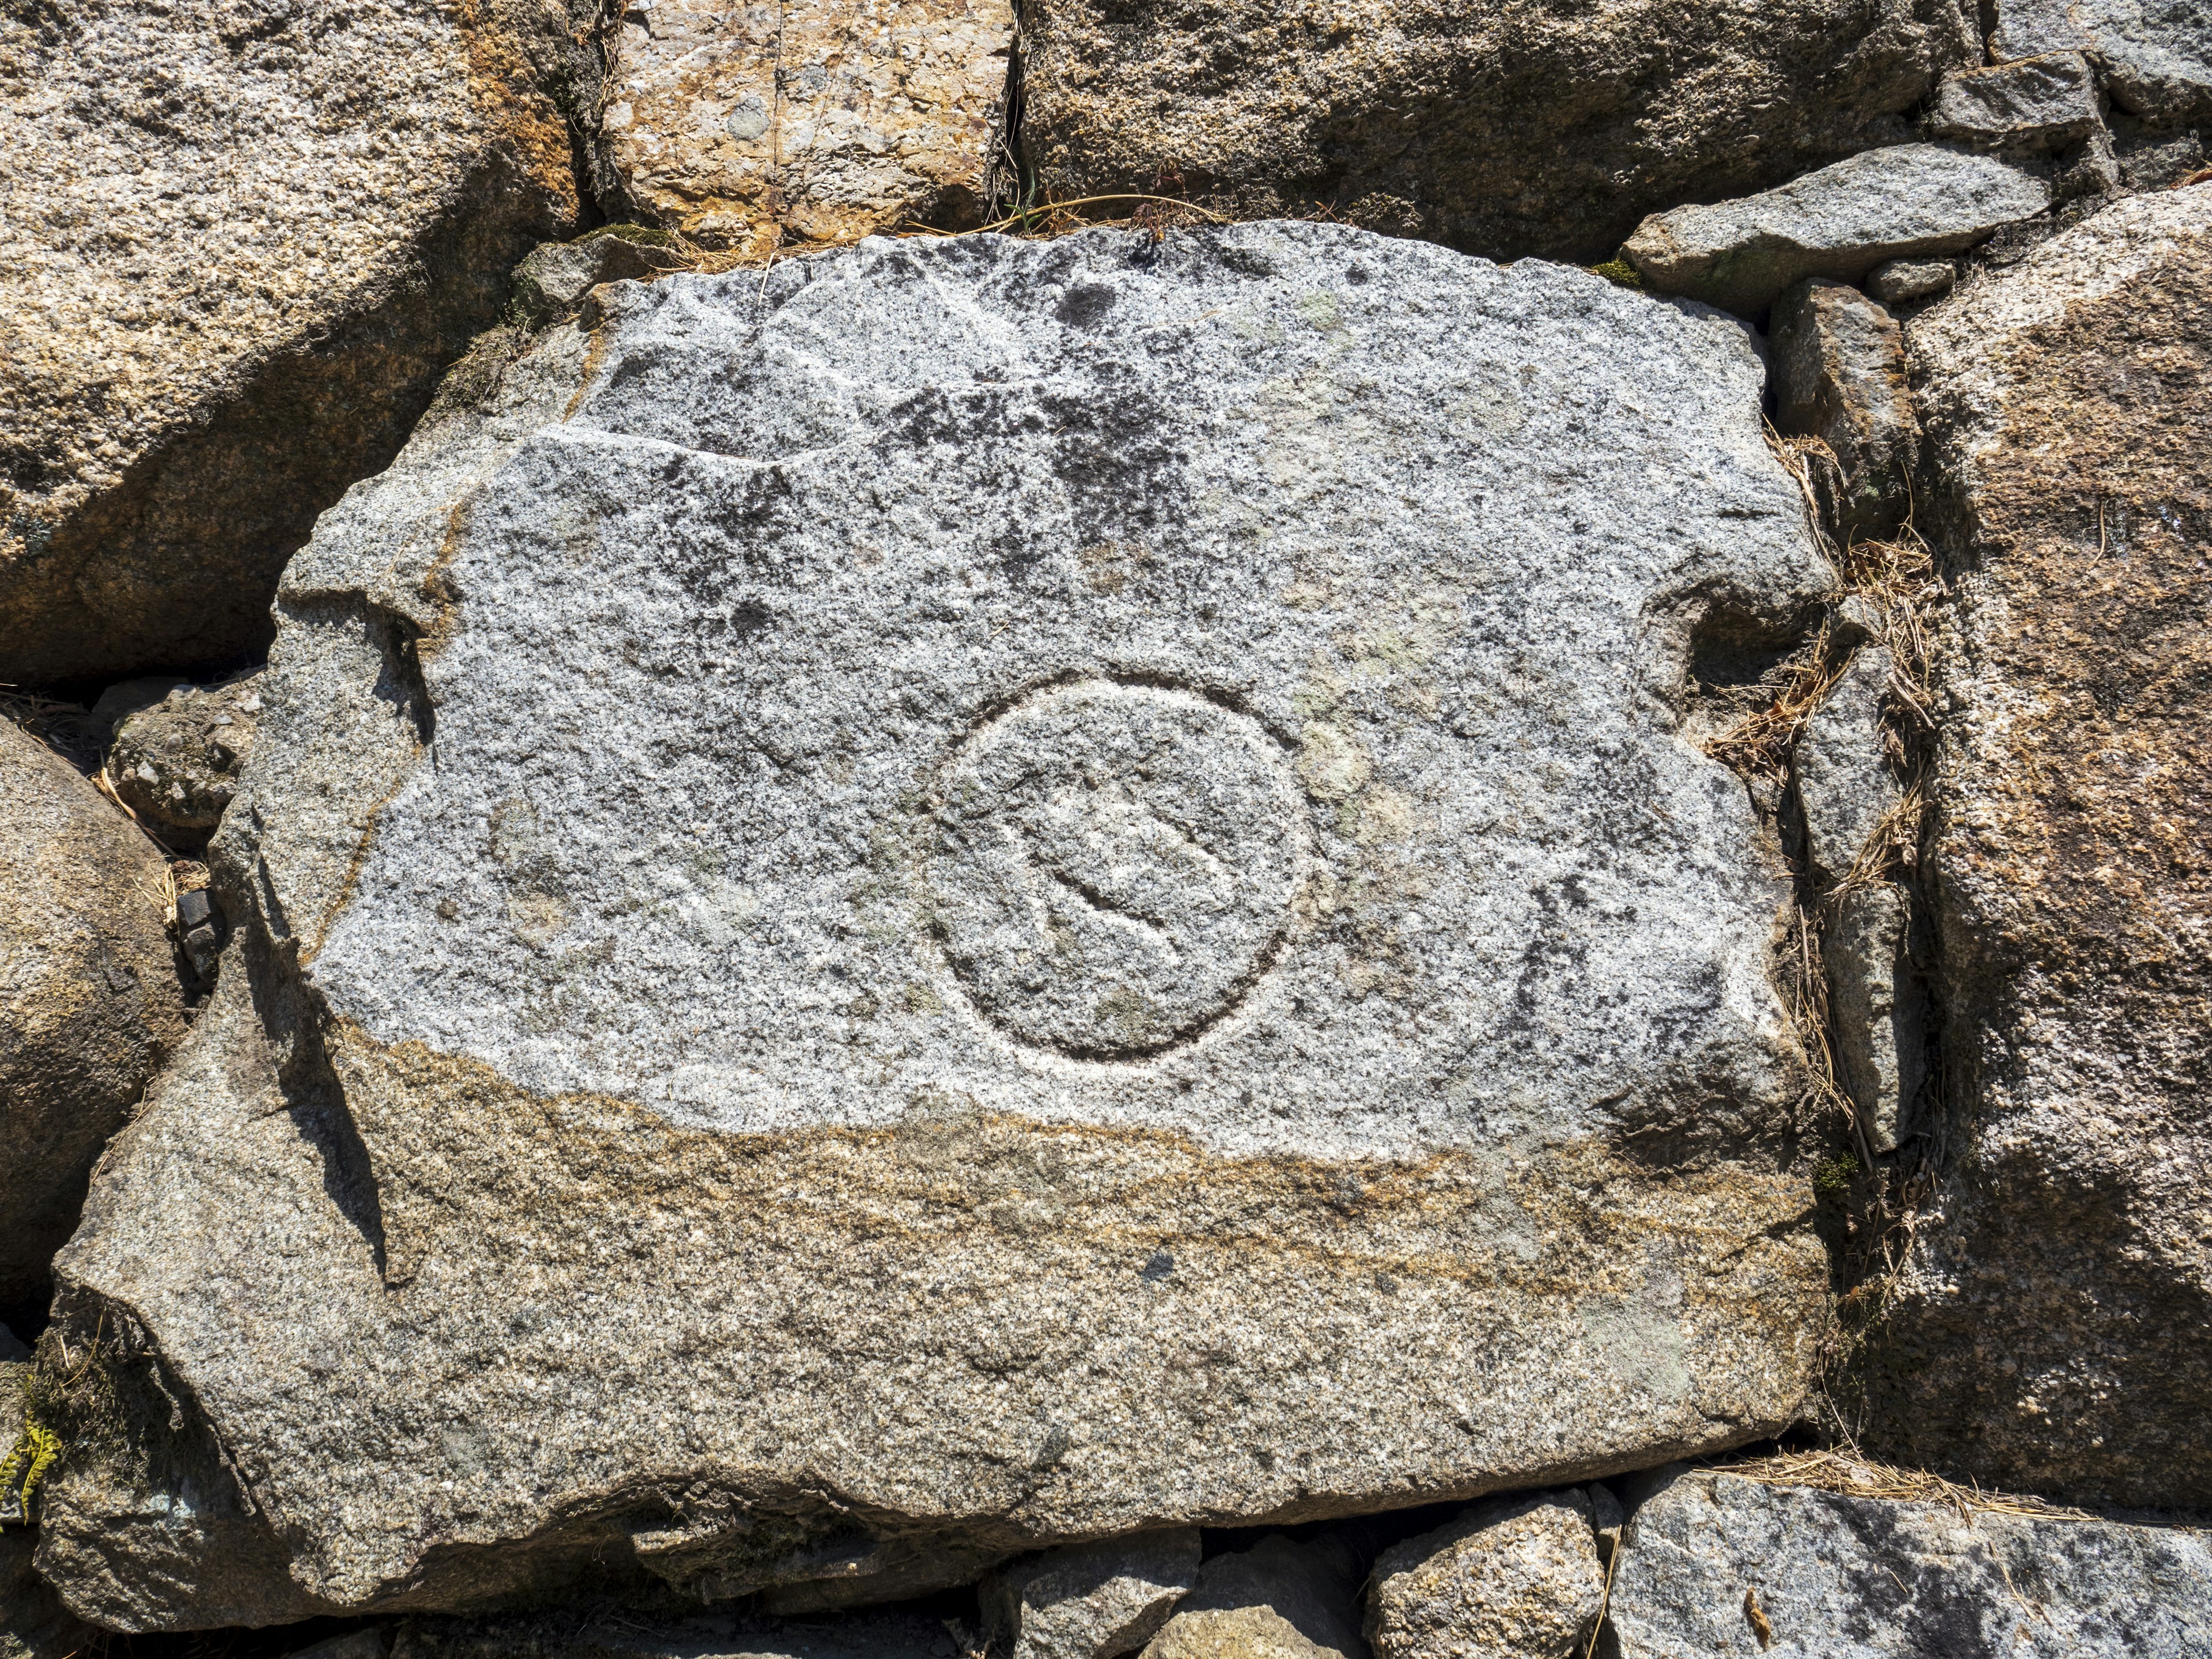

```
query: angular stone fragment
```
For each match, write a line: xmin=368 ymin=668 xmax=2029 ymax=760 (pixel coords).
xmin=1772 ymin=282 xmax=1919 ymax=541
xmin=43 ymin=223 xmax=1833 ymax=1628
xmin=0 ymin=719 xmax=185 ymax=1316
xmin=0 ymin=0 xmax=602 ymax=684
xmin=1827 ymin=884 xmax=1925 ymax=1155
xmin=1607 ymin=1468 xmax=2212 ymax=1657
xmin=1866 ymin=260 xmax=1956 ymax=306
xmin=1865 ymin=187 xmax=2212 ymax=1503
xmin=603 ymin=0 xmax=1012 ymax=255
xmin=985 ymin=1531 xmax=1202 ymax=1659
xmin=1930 ymin=53 xmax=2102 ymax=151
xmin=108 ymin=675 xmax=264 ymax=848
xmin=1793 ymin=646 xmax=1900 ymax=885
xmin=1020 ymin=0 xmax=1976 ymax=263
xmin=1624 ymin=145 xmax=2051 ymax=316
xmin=1141 ymin=1536 xmax=1362 ymax=1659
xmin=512 ymin=237 xmax=679 ymax=331
xmin=1994 ymin=0 xmax=2212 ymax=126
xmin=1365 ymin=1493 xmax=1603 ymax=1659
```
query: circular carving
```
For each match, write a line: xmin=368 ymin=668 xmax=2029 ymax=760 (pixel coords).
xmin=926 ymin=681 xmax=1301 ymax=1058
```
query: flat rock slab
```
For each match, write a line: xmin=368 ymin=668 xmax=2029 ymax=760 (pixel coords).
xmin=1608 ymin=1469 xmax=2212 ymax=1657
xmin=1019 ymin=0 xmax=1976 ymax=263
xmin=1861 ymin=188 xmax=2212 ymax=1505
xmin=603 ymin=0 xmax=1012 ymax=255
xmin=1624 ymin=144 xmax=2050 ymax=316
xmin=0 ymin=0 xmax=594 ymax=683
xmin=47 ymin=223 xmax=1831 ymax=1628
xmin=1995 ymin=0 xmax=2212 ymax=125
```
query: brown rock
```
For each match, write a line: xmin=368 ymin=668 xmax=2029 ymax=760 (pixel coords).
xmin=0 ymin=719 xmax=185 ymax=1315
xmin=1773 ymin=279 xmax=1921 ymax=542
xmin=1862 ymin=185 xmax=2212 ymax=1504
xmin=1018 ymin=0 xmax=1978 ymax=262
xmin=1365 ymin=1493 xmax=1604 ymax=1659
xmin=1139 ymin=1536 xmax=1363 ymax=1659
xmin=0 ymin=0 xmax=604 ymax=685
xmin=603 ymin=0 xmax=1012 ymax=254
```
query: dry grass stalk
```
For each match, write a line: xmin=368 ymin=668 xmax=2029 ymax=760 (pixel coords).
xmin=1711 ymin=1447 xmax=2097 ymax=1525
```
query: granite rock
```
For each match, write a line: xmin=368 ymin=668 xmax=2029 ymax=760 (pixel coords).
xmin=0 ymin=0 xmax=602 ymax=684
xmin=1866 ymin=260 xmax=1957 ymax=306
xmin=1862 ymin=187 xmax=2212 ymax=1503
xmin=985 ymin=1531 xmax=1202 ymax=1659
xmin=108 ymin=675 xmax=264 ymax=848
xmin=1828 ymin=884 xmax=1926 ymax=1156
xmin=1930 ymin=53 xmax=2103 ymax=151
xmin=1793 ymin=646 xmax=1900 ymax=886
xmin=2 ymin=1530 xmax=104 ymax=1659
xmin=1624 ymin=144 xmax=2051 ymax=316
xmin=1994 ymin=0 xmax=2212 ymax=127
xmin=603 ymin=0 xmax=1012 ymax=255
xmin=1365 ymin=1492 xmax=1603 ymax=1659
xmin=0 ymin=719 xmax=185 ymax=1317
xmin=513 ymin=237 xmax=680 ymax=331
xmin=43 ymin=222 xmax=1832 ymax=1628
xmin=1771 ymin=281 xmax=1919 ymax=541
xmin=1607 ymin=1468 xmax=2212 ymax=1657
xmin=1019 ymin=0 xmax=1976 ymax=263
xmin=1141 ymin=1536 xmax=1363 ymax=1659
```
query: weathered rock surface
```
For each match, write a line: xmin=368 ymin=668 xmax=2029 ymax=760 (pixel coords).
xmin=0 ymin=0 xmax=603 ymax=685
xmin=43 ymin=222 xmax=1833 ymax=1628
xmin=1624 ymin=145 xmax=2051 ymax=316
xmin=513 ymin=236 xmax=680 ymax=330
xmin=1019 ymin=0 xmax=1976 ymax=263
xmin=1141 ymin=1536 xmax=1362 ymax=1659
xmin=0 ymin=719 xmax=185 ymax=1317
xmin=1994 ymin=0 xmax=2212 ymax=126
xmin=1772 ymin=281 xmax=1919 ymax=541
xmin=1828 ymin=884 xmax=1926 ymax=1156
xmin=1866 ymin=259 xmax=1956 ymax=306
xmin=1365 ymin=1492 xmax=1603 ymax=1659
xmin=1862 ymin=187 xmax=2212 ymax=1502
xmin=1930 ymin=53 xmax=2102 ymax=151
xmin=396 ymin=1610 xmax=956 ymax=1659
xmin=1607 ymin=1468 xmax=2212 ymax=1657
xmin=986 ymin=1530 xmax=1202 ymax=1659
xmin=2 ymin=1530 xmax=103 ymax=1659
xmin=1794 ymin=646 xmax=1900 ymax=887
xmin=603 ymin=0 xmax=1012 ymax=255
xmin=108 ymin=675 xmax=264 ymax=848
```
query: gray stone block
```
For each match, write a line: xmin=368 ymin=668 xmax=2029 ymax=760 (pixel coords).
xmin=1930 ymin=53 xmax=2102 ymax=151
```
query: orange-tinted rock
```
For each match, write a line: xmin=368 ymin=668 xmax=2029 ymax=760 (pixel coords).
xmin=1864 ymin=185 xmax=2212 ymax=1505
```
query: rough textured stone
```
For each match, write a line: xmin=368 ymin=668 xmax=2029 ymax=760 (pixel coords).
xmin=1994 ymin=0 xmax=2212 ymax=126
xmin=0 ymin=719 xmax=185 ymax=1317
xmin=1141 ymin=1536 xmax=1362 ymax=1659
xmin=396 ymin=1610 xmax=955 ymax=1659
xmin=2 ymin=1531 xmax=103 ymax=1659
xmin=1019 ymin=0 xmax=1976 ymax=264
xmin=43 ymin=222 xmax=1832 ymax=1628
xmin=513 ymin=237 xmax=679 ymax=329
xmin=603 ymin=0 xmax=1012 ymax=255
xmin=108 ymin=674 xmax=264 ymax=849
xmin=1866 ymin=259 xmax=1956 ymax=306
xmin=1624 ymin=145 xmax=2051 ymax=316
xmin=0 ymin=0 xmax=603 ymax=685
xmin=1828 ymin=884 xmax=1925 ymax=1156
xmin=986 ymin=1530 xmax=1202 ymax=1659
xmin=1772 ymin=281 xmax=1919 ymax=541
xmin=1863 ymin=187 xmax=2212 ymax=1503
xmin=1607 ymin=1469 xmax=2212 ymax=1657
xmin=1794 ymin=646 xmax=1900 ymax=887
xmin=1930 ymin=52 xmax=2102 ymax=151
xmin=1365 ymin=1492 xmax=1602 ymax=1659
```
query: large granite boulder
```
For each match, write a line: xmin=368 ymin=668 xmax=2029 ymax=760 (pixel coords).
xmin=1994 ymin=1 xmax=2212 ymax=127
xmin=1861 ymin=188 xmax=2212 ymax=1502
xmin=1607 ymin=1468 xmax=2212 ymax=1657
xmin=0 ymin=0 xmax=604 ymax=685
xmin=603 ymin=0 xmax=1013 ymax=255
xmin=0 ymin=719 xmax=186 ymax=1320
xmin=1017 ymin=0 xmax=1976 ymax=263
xmin=39 ymin=222 xmax=1833 ymax=1629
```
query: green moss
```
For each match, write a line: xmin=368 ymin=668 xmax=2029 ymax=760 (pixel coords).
xmin=1587 ymin=257 xmax=1645 ymax=291
xmin=1813 ymin=1153 xmax=1860 ymax=1205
